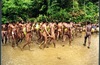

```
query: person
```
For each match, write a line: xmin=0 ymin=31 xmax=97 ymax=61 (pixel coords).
xmin=47 ymin=22 xmax=56 ymax=48
xmin=22 ymin=22 xmax=32 ymax=50
xmin=11 ymin=23 xmax=17 ymax=47
xmin=1 ymin=23 xmax=8 ymax=45
xmin=35 ymin=22 xmax=40 ymax=36
xmin=62 ymin=22 xmax=72 ymax=45
xmin=39 ymin=22 xmax=50 ymax=49
xmin=83 ymin=21 xmax=92 ymax=49
xmin=57 ymin=22 xmax=63 ymax=40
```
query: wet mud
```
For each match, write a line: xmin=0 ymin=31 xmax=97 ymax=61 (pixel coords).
xmin=2 ymin=33 xmax=99 ymax=65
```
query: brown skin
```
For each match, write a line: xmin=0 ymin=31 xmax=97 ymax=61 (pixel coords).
xmin=7 ymin=23 xmax=13 ymax=43
xmin=5 ymin=22 xmax=94 ymax=49
xmin=39 ymin=22 xmax=50 ymax=49
xmin=35 ymin=23 xmax=39 ymax=36
xmin=23 ymin=23 xmax=32 ymax=50
xmin=11 ymin=23 xmax=20 ymax=47
xmin=62 ymin=22 xmax=72 ymax=45
xmin=31 ymin=23 xmax=35 ymax=32
xmin=54 ymin=23 xmax=58 ymax=40
xmin=15 ymin=23 xmax=24 ymax=44
xmin=47 ymin=22 xmax=56 ymax=48
xmin=83 ymin=23 xmax=92 ymax=49
xmin=11 ymin=24 xmax=18 ymax=47
xmin=22 ymin=24 xmax=27 ymax=39
xmin=2 ymin=24 xmax=8 ymax=45
xmin=37 ymin=22 xmax=44 ymax=43
xmin=57 ymin=22 xmax=63 ymax=40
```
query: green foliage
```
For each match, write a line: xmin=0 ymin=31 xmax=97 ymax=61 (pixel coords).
xmin=84 ymin=2 xmax=99 ymax=23
xmin=36 ymin=15 xmax=47 ymax=22
xmin=2 ymin=0 xmax=99 ymax=23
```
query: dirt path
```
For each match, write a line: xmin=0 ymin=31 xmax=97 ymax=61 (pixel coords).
xmin=1 ymin=33 xmax=99 ymax=65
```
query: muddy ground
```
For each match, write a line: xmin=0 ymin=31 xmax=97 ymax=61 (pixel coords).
xmin=1 ymin=32 xmax=99 ymax=65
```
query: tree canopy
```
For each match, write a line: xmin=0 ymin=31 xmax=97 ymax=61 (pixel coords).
xmin=2 ymin=0 xmax=99 ymax=23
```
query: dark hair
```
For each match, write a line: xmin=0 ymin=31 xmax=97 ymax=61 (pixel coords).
xmin=67 ymin=22 xmax=70 ymax=24
xmin=87 ymin=21 xmax=91 ymax=24
xmin=43 ymin=21 xmax=46 ymax=23
xmin=6 ymin=23 xmax=9 ymax=26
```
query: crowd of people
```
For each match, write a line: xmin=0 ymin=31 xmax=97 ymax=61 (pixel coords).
xmin=1 ymin=21 xmax=99 ymax=50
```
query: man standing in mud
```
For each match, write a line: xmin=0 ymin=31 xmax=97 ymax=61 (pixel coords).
xmin=22 ymin=22 xmax=32 ymax=50
xmin=62 ymin=22 xmax=72 ymax=45
xmin=48 ymin=22 xmax=56 ymax=48
xmin=39 ymin=22 xmax=50 ymax=49
xmin=57 ymin=22 xmax=63 ymax=40
xmin=2 ymin=23 xmax=8 ymax=45
xmin=83 ymin=21 xmax=92 ymax=49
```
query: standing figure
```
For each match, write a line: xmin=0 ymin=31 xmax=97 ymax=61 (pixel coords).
xmin=22 ymin=22 xmax=32 ymax=50
xmin=83 ymin=21 xmax=92 ymax=49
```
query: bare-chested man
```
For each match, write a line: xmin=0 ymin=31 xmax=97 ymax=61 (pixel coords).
xmin=35 ymin=22 xmax=40 ymax=36
xmin=37 ymin=22 xmax=44 ymax=42
xmin=11 ymin=23 xmax=18 ymax=47
xmin=7 ymin=23 xmax=13 ymax=43
xmin=22 ymin=22 xmax=32 ymax=50
xmin=57 ymin=22 xmax=63 ymax=40
xmin=83 ymin=21 xmax=92 ymax=49
xmin=39 ymin=22 xmax=50 ymax=49
xmin=2 ymin=23 xmax=8 ymax=45
xmin=63 ymin=22 xmax=72 ymax=45
xmin=47 ymin=22 xmax=56 ymax=48
xmin=15 ymin=22 xmax=24 ymax=44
